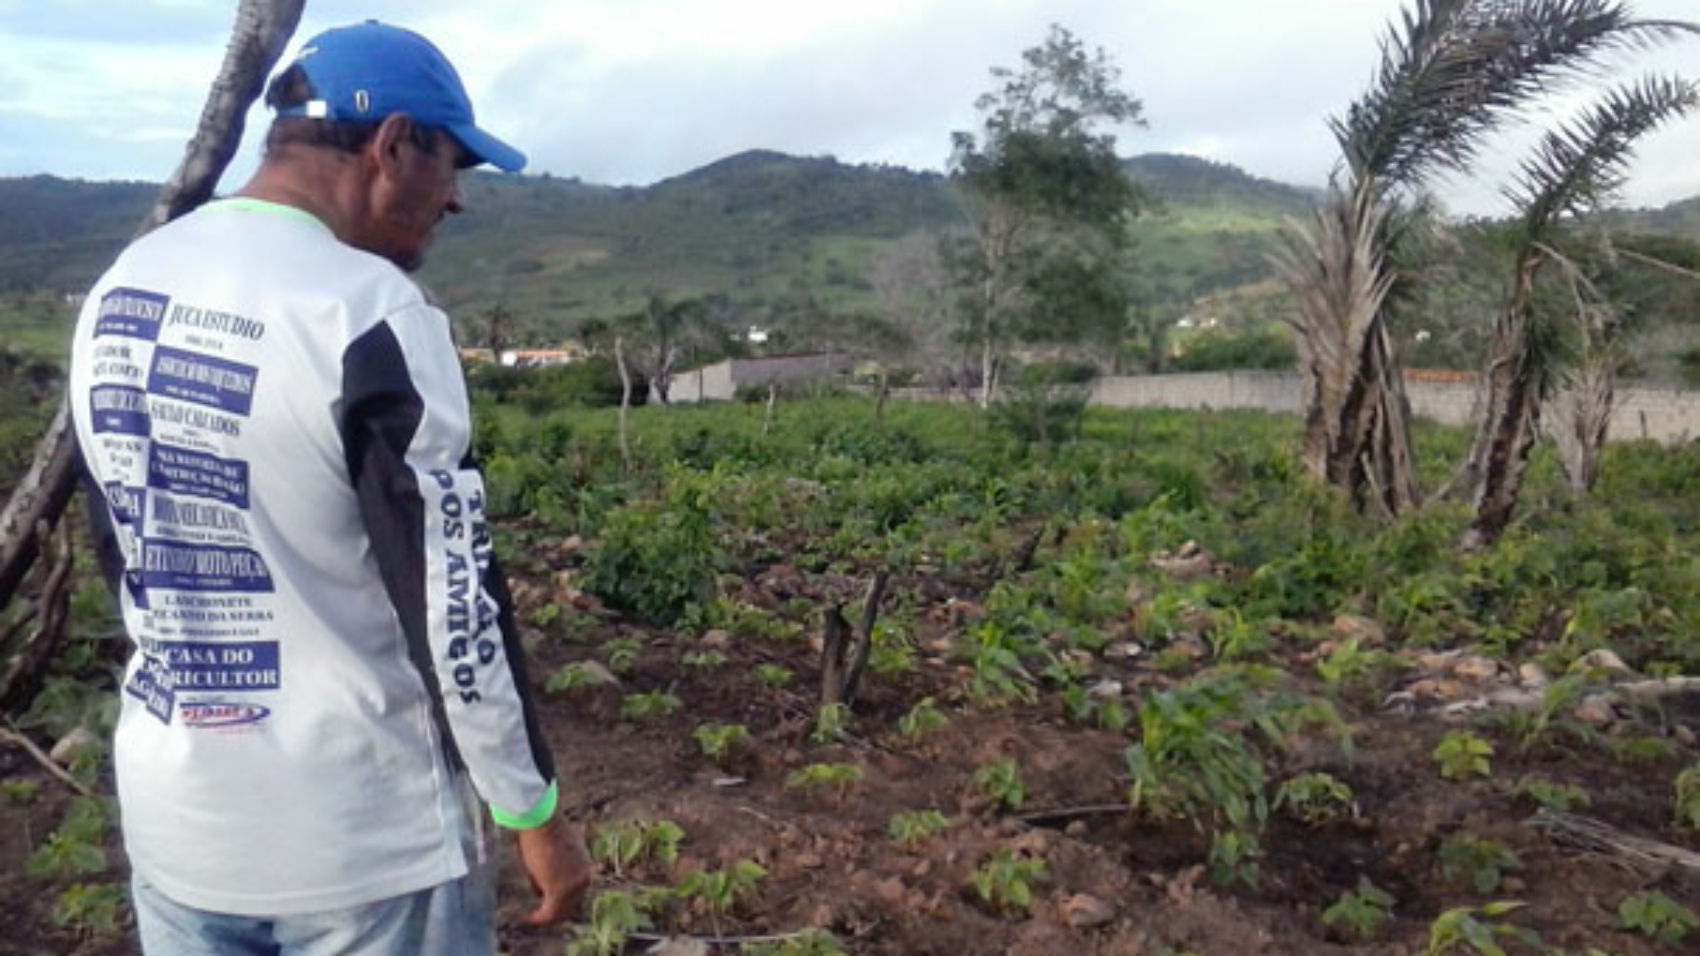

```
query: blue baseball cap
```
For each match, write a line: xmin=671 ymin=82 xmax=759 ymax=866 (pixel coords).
xmin=277 ymin=21 xmax=526 ymax=172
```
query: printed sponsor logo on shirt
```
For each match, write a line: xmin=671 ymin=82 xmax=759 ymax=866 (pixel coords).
xmin=179 ymin=700 xmax=272 ymax=729
xmin=146 ymin=443 xmax=250 ymax=508
xmin=93 ymin=287 xmax=168 ymax=341
xmin=89 ymin=384 xmax=150 ymax=436
xmin=140 ymin=540 xmax=274 ymax=594
xmin=146 ymin=346 xmax=259 ymax=417
xmin=146 ymin=639 xmax=280 ymax=691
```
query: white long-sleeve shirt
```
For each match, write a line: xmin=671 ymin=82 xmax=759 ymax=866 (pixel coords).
xmin=68 ymin=197 xmax=556 ymax=916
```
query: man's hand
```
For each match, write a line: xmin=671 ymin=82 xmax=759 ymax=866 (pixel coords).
xmin=513 ymin=813 xmax=592 ymax=926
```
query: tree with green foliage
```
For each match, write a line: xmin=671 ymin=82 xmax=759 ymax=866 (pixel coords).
xmin=1463 ymin=74 xmax=1698 ymax=546
xmin=949 ymin=23 xmax=1147 ymax=407
xmin=1273 ymin=0 xmax=1690 ymax=517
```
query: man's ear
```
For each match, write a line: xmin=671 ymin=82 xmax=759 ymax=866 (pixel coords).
xmin=368 ymin=113 xmax=414 ymax=180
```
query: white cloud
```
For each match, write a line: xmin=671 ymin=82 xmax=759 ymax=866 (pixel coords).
xmin=3 ymin=0 xmax=1698 ymax=215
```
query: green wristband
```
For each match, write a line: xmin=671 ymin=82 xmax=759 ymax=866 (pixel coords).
xmin=490 ymin=779 xmax=558 ymax=830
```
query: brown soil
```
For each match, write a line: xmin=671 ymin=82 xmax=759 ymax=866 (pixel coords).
xmin=3 ymin=542 xmax=1696 ymax=956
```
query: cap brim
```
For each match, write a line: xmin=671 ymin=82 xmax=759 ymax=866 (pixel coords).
xmin=449 ymin=123 xmax=526 ymax=173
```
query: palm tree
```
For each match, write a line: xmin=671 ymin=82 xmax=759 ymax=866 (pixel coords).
xmin=1462 ymin=75 xmax=1699 ymax=547
xmin=1273 ymin=0 xmax=1693 ymax=516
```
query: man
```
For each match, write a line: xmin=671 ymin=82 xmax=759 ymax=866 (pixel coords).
xmin=67 ymin=21 xmax=590 ymax=954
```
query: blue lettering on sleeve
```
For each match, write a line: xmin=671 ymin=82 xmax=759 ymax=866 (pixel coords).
xmin=140 ymin=540 xmax=274 ymax=594
xmin=89 ymin=385 xmax=151 ymax=436
xmin=146 ymin=444 xmax=250 ymax=508
xmin=94 ymin=288 xmax=169 ymax=341
xmin=103 ymin=482 xmax=146 ymax=527
xmin=146 ymin=346 xmax=259 ymax=416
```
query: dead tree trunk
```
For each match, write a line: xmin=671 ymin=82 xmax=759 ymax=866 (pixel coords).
xmin=1551 ymin=356 xmax=1615 ymax=495
xmin=615 ymin=335 xmax=633 ymax=473
xmin=819 ymin=570 xmax=889 ymax=709
xmin=0 ymin=0 xmax=305 ymax=650
xmin=1464 ymin=260 xmax=1547 ymax=549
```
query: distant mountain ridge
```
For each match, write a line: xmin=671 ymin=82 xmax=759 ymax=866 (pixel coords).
xmin=3 ymin=151 xmax=1694 ymax=347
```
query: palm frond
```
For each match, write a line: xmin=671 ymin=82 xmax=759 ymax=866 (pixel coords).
xmin=1333 ymin=0 xmax=1698 ymax=187
xmin=1507 ymin=74 xmax=1700 ymax=237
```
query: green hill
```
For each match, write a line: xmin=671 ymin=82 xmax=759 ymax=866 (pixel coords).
xmin=4 ymin=150 xmax=1693 ymax=361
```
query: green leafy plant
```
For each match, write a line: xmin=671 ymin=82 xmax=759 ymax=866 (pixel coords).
xmin=565 ymin=888 xmax=660 ymax=956
xmin=974 ymin=757 xmax=1026 ymax=811
xmin=545 ymin=661 xmax=606 ymax=694
xmin=620 ymin=689 xmax=682 ymax=723
xmin=753 ymin=664 xmax=795 ymax=688
xmin=590 ymin=818 xmax=685 ymax=877
xmin=1 ymin=779 xmax=40 ymax=804
xmin=27 ymin=796 xmax=110 ymax=880
xmin=1427 ymin=901 xmax=1540 ymax=955
xmin=1434 ymin=730 xmax=1494 ymax=782
xmin=1323 ymin=878 xmax=1395 ymax=942
xmin=51 ymin=882 xmax=127 ymax=939
xmin=681 ymin=649 xmax=728 ymax=669
xmin=1316 ymin=637 xmax=1398 ymax=691
xmin=602 ymin=635 xmax=644 ymax=674
xmin=969 ymin=849 xmax=1047 ymax=915
xmin=693 ymin=723 xmax=751 ymax=767
xmin=1618 ymin=890 xmax=1698 ymax=946
xmin=1276 ymin=772 xmax=1354 ymax=825
xmin=1125 ymin=668 xmax=1346 ymax=887
xmin=1439 ymin=836 xmax=1522 ymax=894
xmin=897 ymin=697 xmax=948 ymax=740
xmin=786 ymin=762 xmax=863 ymax=800
xmin=812 ymin=702 xmax=850 ymax=744
xmin=1676 ymin=763 xmax=1700 ymax=833
xmin=745 ymin=929 xmax=849 ymax=956
xmin=1608 ymin=735 xmax=1677 ymax=766
xmin=1515 ymin=776 xmax=1591 ymax=813
xmin=676 ymin=859 xmax=766 ymax=917
xmin=887 ymin=809 xmax=952 ymax=848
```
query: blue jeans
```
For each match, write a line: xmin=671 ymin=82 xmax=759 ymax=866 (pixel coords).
xmin=131 ymin=865 xmax=496 ymax=956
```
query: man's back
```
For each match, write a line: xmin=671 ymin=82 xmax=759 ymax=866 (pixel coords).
xmin=68 ymin=197 xmax=528 ymax=915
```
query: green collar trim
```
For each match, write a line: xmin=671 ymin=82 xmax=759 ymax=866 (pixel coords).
xmin=212 ymin=197 xmax=328 ymax=230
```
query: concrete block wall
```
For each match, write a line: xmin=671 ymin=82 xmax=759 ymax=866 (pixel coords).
xmin=1088 ymin=372 xmax=1700 ymax=444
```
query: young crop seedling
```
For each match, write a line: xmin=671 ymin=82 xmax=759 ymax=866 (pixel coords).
xmin=969 ymin=849 xmax=1047 ymax=916
xmin=620 ymin=689 xmax=682 ymax=723
xmin=602 ymin=635 xmax=645 ymax=674
xmin=786 ymin=762 xmax=863 ymax=801
xmin=1608 ymin=735 xmax=1677 ymax=767
xmin=1618 ymin=890 xmax=1697 ymax=946
xmin=897 ymin=697 xmax=948 ymax=740
xmin=1439 ymin=836 xmax=1522 ymax=894
xmin=1515 ymin=776 xmax=1591 ymax=813
xmin=1676 ymin=763 xmax=1700 ymax=833
xmin=680 ymin=649 xmax=728 ymax=670
xmin=753 ymin=663 xmax=794 ymax=688
xmin=693 ymin=722 xmax=751 ymax=767
xmin=51 ymin=882 xmax=127 ymax=940
xmin=1434 ymin=730 xmax=1494 ymax=782
xmin=0 ymin=779 xmax=40 ymax=804
xmin=566 ymin=888 xmax=658 ymax=956
xmin=545 ymin=661 xmax=605 ymax=694
xmin=1322 ymin=878 xmax=1396 ymax=942
xmin=745 ymin=929 xmax=849 ymax=956
xmin=27 ymin=796 xmax=110 ymax=881
xmin=974 ymin=756 xmax=1026 ymax=811
xmin=887 ymin=809 xmax=952 ymax=848
xmin=676 ymin=859 xmax=767 ymax=919
xmin=1276 ymin=772 xmax=1354 ymax=825
xmin=590 ymin=818 xmax=686 ymax=877
xmin=811 ymin=702 xmax=850 ymax=744
xmin=1426 ymin=902 xmax=1541 ymax=956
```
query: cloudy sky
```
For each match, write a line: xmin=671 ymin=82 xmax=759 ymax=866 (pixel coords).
xmin=2 ymin=0 xmax=1698 ymax=217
